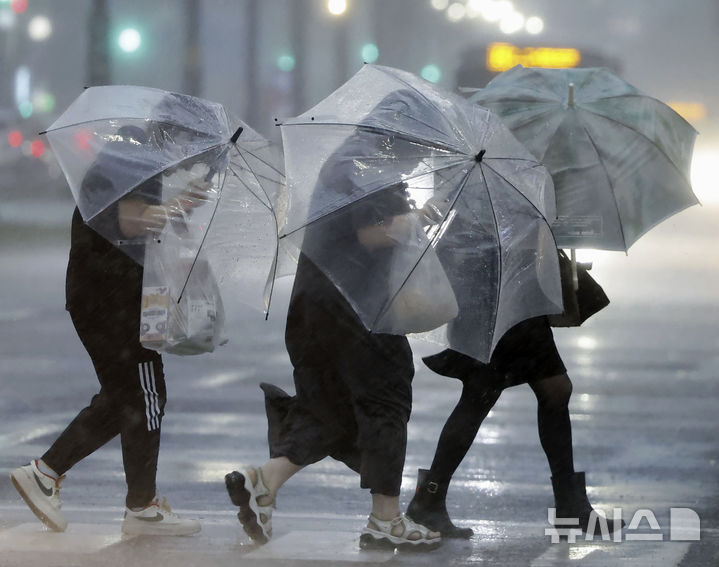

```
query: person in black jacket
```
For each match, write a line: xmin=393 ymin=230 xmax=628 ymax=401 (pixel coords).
xmin=405 ymin=253 xmax=624 ymax=540
xmin=225 ymin=92 xmax=442 ymax=551
xmin=10 ymin=124 xmax=205 ymax=536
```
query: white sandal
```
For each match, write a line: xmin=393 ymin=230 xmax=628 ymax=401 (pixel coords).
xmin=360 ymin=513 xmax=441 ymax=550
xmin=225 ymin=467 xmax=274 ymax=544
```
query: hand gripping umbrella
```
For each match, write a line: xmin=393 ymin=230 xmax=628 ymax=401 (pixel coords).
xmin=44 ymin=86 xmax=285 ymax=352
xmin=470 ymin=65 xmax=699 ymax=254
xmin=278 ymin=64 xmax=563 ymax=362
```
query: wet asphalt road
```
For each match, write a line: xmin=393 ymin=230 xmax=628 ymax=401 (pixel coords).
xmin=0 ymin=201 xmax=717 ymax=566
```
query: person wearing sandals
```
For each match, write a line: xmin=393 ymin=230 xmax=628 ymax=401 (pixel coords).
xmin=405 ymin=251 xmax=625 ymax=540
xmin=225 ymin=96 xmax=442 ymax=550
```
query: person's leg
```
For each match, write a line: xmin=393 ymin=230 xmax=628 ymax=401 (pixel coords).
xmin=407 ymin=371 xmax=502 ymax=538
xmin=225 ymin=456 xmax=304 ymax=544
xmin=529 ymin=373 xmax=575 ymax=479
xmin=530 ymin=373 xmax=624 ymax=534
xmin=429 ymin=377 xmax=503 ymax=483
xmin=258 ymin=456 xmax=304 ymax=502
xmin=361 ymin=493 xmax=440 ymax=549
xmin=40 ymin=309 xmax=126 ymax=476
xmin=12 ymin=310 xmax=124 ymax=532
xmin=120 ymin=355 xmax=166 ymax=509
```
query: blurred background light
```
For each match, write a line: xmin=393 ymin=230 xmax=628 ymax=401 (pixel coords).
xmin=447 ymin=2 xmax=466 ymax=22
xmin=118 ymin=27 xmax=142 ymax=53
xmin=481 ymin=0 xmax=514 ymax=23
xmin=276 ymin=54 xmax=296 ymax=72
xmin=28 ymin=15 xmax=52 ymax=41
xmin=327 ymin=0 xmax=347 ymax=16
xmin=30 ymin=140 xmax=45 ymax=158
xmin=431 ymin=0 xmax=450 ymax=10
xmin=18 ymin=100 xmax=33 ymax=118
xmin=32 ymin=90 xmax=56 ymax=113
xmin=361 ymin=43 xmax=379 ymax=64
xmin=668 ymin=101 xmax=707 ymax=123
xmin=690 ymin=149 xmax=719 ymax=204
xmin=421 ymin=64 xmax=442 ymax=83
xmin=10 ymin=0 xmax=27 ymax=14
xmin=525 ymin=15 xmax=544 ymax=34
xmin=8 ymin=130 xmax=23 ymax=148
xmin=0 ymin=8 xmax=16 ymax=29
xmin=499 ymin=10 xmax=524 ymax=34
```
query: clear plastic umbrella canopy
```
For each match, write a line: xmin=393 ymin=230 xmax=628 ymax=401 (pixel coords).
xmin=44 ymin=85 xmax=284 ymax=313
xmin=470 ymin=65 xmax=699 ymax=251
xmin=279 ymin=64 xmax=563 ymax=362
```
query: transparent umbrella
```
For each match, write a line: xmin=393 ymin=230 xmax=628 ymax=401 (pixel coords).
xmin=44 ymin=86 xmax=285 ymax=353
xmin=278 ymin=64 xmax=563 ymax=362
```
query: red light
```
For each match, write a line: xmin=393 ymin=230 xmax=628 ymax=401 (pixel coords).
xmin=11 ymin=0 xmax=28 ymax=14
xmin=8 ymin=130 xmax=23 ymax=147
xmin=74 ymin=129 xmax=93 ymax=151
xmin=30 ymin=140 xmax=45 ymax=157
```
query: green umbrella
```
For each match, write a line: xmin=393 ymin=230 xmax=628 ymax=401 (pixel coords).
xmin=470 ymin=65 xmax=699 ymax=253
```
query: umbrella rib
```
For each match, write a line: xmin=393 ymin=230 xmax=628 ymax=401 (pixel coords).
xmin=279 ymin=158 xmax=472 ymax=240
xmin=575 ymin=117 xmax=629 ymax=250
xmin=378 ymin=66 xmax=469 ymax=148
xmin=282 ymin=121 xmax=464 ymax=155
xmin=231 ymin=143 xmax=286 ymax=179
xmin=230 ymin=145 xmax=283 ymax=318
xmin=177 ymin=144 xmax=279 ymax=301
xmin=44 ymin=117 xmax=226 ymax=139
xmin=177 ymin=167 xmax=228 ymax=302
xmin=475 ymin=162 xmax=502 ymax=347
xmin=481 ymin=160 xmax=558 ymax=225
xmin=226 ymin=164 xmax=274 ymax=213
xmin=576 ymin=104 xmax=694 ymax=185
xmin=369 ymin=165 xmax=477 ymax=330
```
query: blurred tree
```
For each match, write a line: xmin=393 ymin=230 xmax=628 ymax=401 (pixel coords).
xmin=182 ymin=0 xmax=202 ymax=96
xmin=244 ymin=0 xmax=259 ymax=122
xmin=290 ymin=0 xmax=308 ymax=115
xmin=87 ymin=0 xmax=110 ymax=86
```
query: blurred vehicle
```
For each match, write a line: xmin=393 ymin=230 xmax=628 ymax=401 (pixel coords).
xmin=455 ymin=42 xmax=623 ymax=89
xmin=1 ymin=107 xmax=66 ymax=203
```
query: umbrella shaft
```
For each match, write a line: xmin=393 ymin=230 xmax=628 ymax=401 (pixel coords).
xmin=570 ymin=248 xmax=578 ymax=291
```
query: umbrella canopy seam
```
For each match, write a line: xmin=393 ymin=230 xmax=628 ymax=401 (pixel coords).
xmin=281 ymin=121 xmax=466 ymax=156
xmin=278 ymin=157 xmax=474 ymax=240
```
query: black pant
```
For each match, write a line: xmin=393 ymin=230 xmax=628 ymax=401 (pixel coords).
xmin=42 ymin=305 xmax=166 ymax=509
xmin=268 ymin=256 xmax=414 ymax=496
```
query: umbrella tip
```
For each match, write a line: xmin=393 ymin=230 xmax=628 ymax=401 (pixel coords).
xmin=475 ymin=149 xmax=486 ymax=162
xmin=230 ymin=126 xmax=244 ymax=144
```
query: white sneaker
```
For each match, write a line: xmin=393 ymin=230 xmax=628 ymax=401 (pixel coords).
xmin=10 ymin=460 xmax=67 ymax=532
xmin=122 ymin=496 xmax=201 ymax=536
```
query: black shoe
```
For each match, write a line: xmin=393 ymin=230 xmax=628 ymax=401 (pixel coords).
xmin=551 ymin=471 xmax=625 ymax=536
xmin=406 ymin=468 xmax=473 ymax=539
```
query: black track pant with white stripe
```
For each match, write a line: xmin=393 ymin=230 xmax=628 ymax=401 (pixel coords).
xmin=42 ymin=306 xmax=166 ymax=509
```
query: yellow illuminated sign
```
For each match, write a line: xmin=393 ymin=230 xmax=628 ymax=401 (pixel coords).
xmin=487 ymin=43 xmax=582 ymax=72
xmin=668 ymin=102 xmax=707 ymax=123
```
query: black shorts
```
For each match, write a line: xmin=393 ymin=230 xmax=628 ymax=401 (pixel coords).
xmin=423 ymin=316 xmax=566 ymax=389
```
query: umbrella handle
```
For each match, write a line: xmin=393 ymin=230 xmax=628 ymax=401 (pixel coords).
xmin=568 ymin=83 xmax=575 ymax=107
xmin=570 ymin=248 xmax=579 ymax=291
